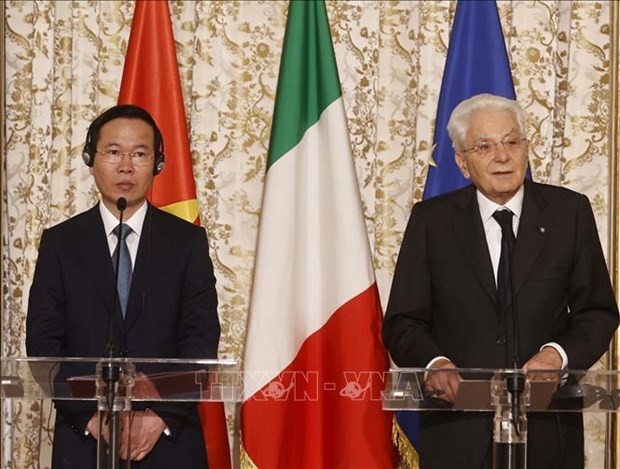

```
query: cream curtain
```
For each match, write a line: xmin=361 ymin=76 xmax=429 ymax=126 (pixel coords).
xmin=2 ymin=1 xmax=616 ymax=468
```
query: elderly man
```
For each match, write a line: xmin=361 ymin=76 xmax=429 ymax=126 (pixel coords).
xmin=383 ymin=93 xmax=618 ymax=469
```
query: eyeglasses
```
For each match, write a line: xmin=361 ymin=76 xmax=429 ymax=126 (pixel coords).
xmin=461 ymin=137 xmax=527 ymax=157
xmin=95 ymin=149 xmax=153 ymax=166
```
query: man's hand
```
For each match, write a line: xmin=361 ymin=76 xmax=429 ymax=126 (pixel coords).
xmin=87 ymin=413 xmax=109 ymax=443
xmin=424 ymin=358 xmax=460 ymax=403
xmin=133 ymin=372 xmax=161 ymax=400
xmin=523 ymin=347 xmax=563 ymax=382
xmin=120 ymin=409 xmax=166 ymax=461
xmin=115 ymin=372 xmax=166 ymax=461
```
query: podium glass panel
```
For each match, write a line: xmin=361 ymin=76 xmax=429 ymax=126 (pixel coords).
xmin=383 ymin=367 xmax=620 ymax=413
xmin=2 ymin=357 xmax=240 ymax=402
xmin=383 ymin=368 xmax=620 ymax=469
xmin=2 ymin=357 xmax=240 ymax=469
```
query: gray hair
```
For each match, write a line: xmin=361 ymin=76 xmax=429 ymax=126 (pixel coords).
xmin=447 ymin=93 xmax=526 ymax=151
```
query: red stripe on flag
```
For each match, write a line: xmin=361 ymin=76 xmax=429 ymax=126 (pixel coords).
xmin=242 ymin=285 xmax=396 ymax=468
xmin=198 ymin=402 xmax=231 ymax=469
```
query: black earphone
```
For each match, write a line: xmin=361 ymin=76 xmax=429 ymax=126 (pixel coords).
xmin=82 ymin=105 xmax=166 ymax=176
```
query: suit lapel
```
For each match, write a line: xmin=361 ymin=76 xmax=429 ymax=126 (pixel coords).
xmin=512 ymin=181 xmax=550 ymax=298
xmin=452 ymin=186 xmax=497 ymax=305
xmin=79 ymin=205 xmax=124 ymax=328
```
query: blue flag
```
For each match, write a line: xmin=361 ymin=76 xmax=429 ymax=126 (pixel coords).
xmin=423 ymin=0 xmax=516 ymax=200
xmin=396 ymin=0 xmax=517 ymax=458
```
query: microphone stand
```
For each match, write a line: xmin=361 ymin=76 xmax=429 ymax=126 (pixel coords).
xmin=100 ymin=197 xmax=127 ymax=469
xmin=493 ymin=220 xmax=526 ymax=469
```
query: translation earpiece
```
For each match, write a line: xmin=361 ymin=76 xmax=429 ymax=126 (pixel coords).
xmin=154 ymin=158 xmax=165 ymax=175
xmin=82 ymin=150 xmax=93 ymax=167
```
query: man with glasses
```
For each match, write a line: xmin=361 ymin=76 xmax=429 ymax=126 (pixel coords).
xmin=26 ymin=105 xmax=220 ymax=468
xmin=383 ymin=94 xmax=618 ymax=468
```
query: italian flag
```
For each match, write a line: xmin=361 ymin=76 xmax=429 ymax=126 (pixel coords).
xmin=118 ymin=1 xmax=231 ymax=467
xmin=241 ymin=1 xmax=394 ymax=467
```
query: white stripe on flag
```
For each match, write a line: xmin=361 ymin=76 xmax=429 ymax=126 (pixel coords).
xmin=244 ymin=98 xmax=375 ymax=399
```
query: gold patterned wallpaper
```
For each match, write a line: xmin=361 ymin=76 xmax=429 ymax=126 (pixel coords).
xmin=1 ymin=1 xmax=616 ymax=468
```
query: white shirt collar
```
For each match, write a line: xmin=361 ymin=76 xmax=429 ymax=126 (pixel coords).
xmin=476 ymin=184 xmax=524 ymax=223
xmin=99 ymin=200 xmax=148 ymax=237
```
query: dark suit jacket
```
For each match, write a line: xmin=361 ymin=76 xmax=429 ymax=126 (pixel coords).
xmin=27 ymin=203 xmax=220 ymax=469
xmin=383 ymin=181 xmax=619 ymax=469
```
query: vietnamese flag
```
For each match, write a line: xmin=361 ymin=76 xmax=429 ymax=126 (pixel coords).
xmin=118 ymin=1 xmax=231 ymax=467
xmin=119 ymin=0 xmax=199 ymax=223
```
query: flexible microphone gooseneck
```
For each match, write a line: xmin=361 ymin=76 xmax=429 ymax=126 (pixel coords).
xmin=106 ymin=197 xmax=127 ymax=359
xmin=492 ymin=214 xmax=526 ymax=469
xmin=504 ymin=221 xmax=524 ymax=438
xmin=102 ymin=197 xmax=126 ymax=469
xmin=506 ymin=229 xmax=520 ymax=370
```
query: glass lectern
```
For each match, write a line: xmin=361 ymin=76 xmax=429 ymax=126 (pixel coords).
xmin=2 ymin=356 xmax=240 ymax=469
xmin=383 ymin=367 xmax=620 ymax=469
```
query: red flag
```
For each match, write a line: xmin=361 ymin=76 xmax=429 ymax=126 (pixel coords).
xmin=119 ymin=0 xmax=198 ymax=223
xmin=119 ymin=1 xmax=231 ymax=467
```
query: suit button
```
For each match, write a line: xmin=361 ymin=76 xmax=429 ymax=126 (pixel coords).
xmin=496 ymin=336 xmax=507 ymax=345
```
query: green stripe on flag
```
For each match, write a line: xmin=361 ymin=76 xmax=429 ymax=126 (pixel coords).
xmin=267 ymin=0 xmax=342 ymax=170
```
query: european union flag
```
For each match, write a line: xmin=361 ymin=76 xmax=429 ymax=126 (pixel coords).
xmin=396 ymin=0 xmax=517 ymax=460
xmin=423 ymin=0 xmax=516 ymax=200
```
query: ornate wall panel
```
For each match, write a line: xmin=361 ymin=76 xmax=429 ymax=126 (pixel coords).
xmin=2 ymin=1 xmax=616 ymax=467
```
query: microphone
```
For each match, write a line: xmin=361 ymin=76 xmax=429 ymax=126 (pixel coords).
xmin=505 ymin=225 xmax=520 ymax=369
xmin=102 ymin=197 xmax=127 ymax=467
xmin=504 ymin=225 xmax=525 ymax=438
xmin=493 ymin=214 xmax=526 ymax=467
xmin=117 ymin=196 xmax=127 ymax=213
xmin=106 ymin=197 xmax=127 ymax=358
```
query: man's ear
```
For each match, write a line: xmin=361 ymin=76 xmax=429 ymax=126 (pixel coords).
xmin=454 ymin=152 xmax=470 ymax=179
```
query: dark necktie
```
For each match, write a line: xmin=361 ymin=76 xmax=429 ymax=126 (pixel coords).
xmin=492 ymin=209 xmax=515 ymax=314
xmin=112 ymin=223 xmax=132 ymax=318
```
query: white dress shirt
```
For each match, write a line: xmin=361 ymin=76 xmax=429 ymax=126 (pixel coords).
xmin=477 ymin=186 xmax=523 ymax=286
xmin=99 ymin=201 xmax=148 ymax=267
